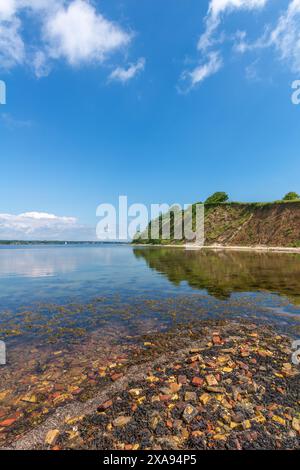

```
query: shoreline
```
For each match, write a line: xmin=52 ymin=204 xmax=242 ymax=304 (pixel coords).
xmin=3 ymin=319 xmax=300 ymax=450
xmin=132 ymin=244 xmax=300 ymax=254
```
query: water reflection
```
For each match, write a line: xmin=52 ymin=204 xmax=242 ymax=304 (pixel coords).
xmin=133 ymin=247 xmax=300 ymax=306
xmin=0 ymin=245 xmax=127 ymax=278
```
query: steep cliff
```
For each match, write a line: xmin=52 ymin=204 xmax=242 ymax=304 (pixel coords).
xmin=134 ymin=202 xmax=300 ymax=247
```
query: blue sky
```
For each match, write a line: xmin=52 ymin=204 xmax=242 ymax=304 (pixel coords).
xmin=0 ymin=0 xmax=300 ymax=240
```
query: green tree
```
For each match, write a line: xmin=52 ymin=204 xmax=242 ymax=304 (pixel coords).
xmin=205 ymin=192 xmax=229 ymax=204
xmin=283 ymin=192 xmax=300 ymax=201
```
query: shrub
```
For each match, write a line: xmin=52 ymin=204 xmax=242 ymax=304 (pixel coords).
xmin=205 ymin=192 xmax=229 ymax=204
xmin=283 ymin=192 xmax=300 ymax=201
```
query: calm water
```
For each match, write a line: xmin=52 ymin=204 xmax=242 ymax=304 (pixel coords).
xmin=0 ymin=244 xmax=300 ymax=344
xmin=1 ymin=243 xmax=300 ymax=438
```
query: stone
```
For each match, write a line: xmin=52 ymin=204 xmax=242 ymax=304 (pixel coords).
xmin=212 ymin=335 xmax=222 ymax=345
xmin=213 ymin=433 xmax=227 ymax=441
xmin=205 ymin=374 xmax=218 ymax=387
xmin=184 ymin=391 xmax=197 ymax=402
xmin=113 ymin=416 xmax=131 ymax=427
xmin=192 ymin=377 xmax=204 ymax=387
xmin=159 ymin=394 xmax=172 ymax=402
xmin=128 ymin=388 xmax=142 ymax=397
xmin=292 ymin=418 xmax=300 ymax=432
xmin=187 ymin=355 xmax=201 ymax=363
xmin=169 ymin=382 xmax=181 ymax=393
xmin=243 ymin=420 xmax=251 ymax=430
xmin=178 ymin=375 xmax=187 ymax=384
xmin=45 ymin=429 xmax=60 ymax=446
xmin=150 ymin=416 xmax=159 ymax=430
xmin=111 ymin=373 xmax=123 ymax=382
xmin=199 ymin=393 xmax=211 ymax=405
xmin=21 ymin=394 xmax=38 ymax=403
xmin=0 ymin=417 xmax=17 ymax=427
xmin=272 ymin=415 xmax=286 ymax=426
xmin=182 ymin=405 xmax=198 ymax=424
xmin=97 ymin=399 xmax=113 ymax=412
xmin=205 ymin=386 xmax=225 ymax=393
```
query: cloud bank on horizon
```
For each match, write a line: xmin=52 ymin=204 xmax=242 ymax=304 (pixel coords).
xmin=0 ymin=211 xmax=95 ymax=241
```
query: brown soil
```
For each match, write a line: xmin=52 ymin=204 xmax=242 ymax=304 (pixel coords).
xmin=200 ymin=203 xmax=300 ymax=247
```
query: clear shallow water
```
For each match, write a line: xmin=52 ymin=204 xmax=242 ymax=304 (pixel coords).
xmin=1 ymin=244 xmax=300 ymax=447
xmin=0 ymin=244 xmax=300 ymax=343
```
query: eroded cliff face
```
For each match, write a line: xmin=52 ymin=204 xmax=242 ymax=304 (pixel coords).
xmin=204 ymin=203 xmax=300 ymax=247
xmin=135 ymin=202 xmax=300 ymax=247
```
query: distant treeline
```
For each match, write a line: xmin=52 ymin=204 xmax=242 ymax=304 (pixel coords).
xmin=0 ymin=241 xmax=128 ymax=245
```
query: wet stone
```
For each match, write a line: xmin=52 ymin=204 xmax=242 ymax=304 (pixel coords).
xmin=182 ymin=405 xmax=198 ymax=424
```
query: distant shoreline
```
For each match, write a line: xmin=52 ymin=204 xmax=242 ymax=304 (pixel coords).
xmin=0 ymin=241 xmax=128 ymax=246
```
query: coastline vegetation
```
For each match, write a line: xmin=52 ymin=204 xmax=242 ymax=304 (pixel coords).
xmin=133 ymin=192 xmax=300 ymax=246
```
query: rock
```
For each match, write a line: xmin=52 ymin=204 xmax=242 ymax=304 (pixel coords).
xmin=199 ymin=393 xmax=211 ymax=405
xmin=45 ymin=429 xmax=60 ymax=446
xmin=212 ymin=335 xmax=222 ymax=345
xmin=187 ymin=355 xmax=201 ymax=363
xmin=272 ymin=415 xmax=286 ymax=426
xmin=146 ymin=375 xmax=159 ymax=383
xmin=232 ymin=412 xmax=244 ymax=423
xmin=65 ymin=415 xmax=84 ymax=425
xmin=0 ymin=391 xmax=9 ymax=401
xmin=205 ymin=386 xmax=225 ymax=393
xmin=111 ymin=373 xmax=123 ymax=382
xmin=181 ymin=427 xmax=190 ymax=440
xmin=113 ymin=416 xmax=131 ymax=427
xmin=292 ymin=417 xmax=300 ymax=432
xmin=242 ymin=420 xmax=251 ymax=430
xmin=159 ymin=394 xmax=172 ymax=402
xmin=213 ymin=434 xmax=227 ymax=441
xmin=0 ymin=417 xmax=17 ymax=427
xmin=21 ymin=394 xmax=38 ymax=403
xmin=182 ymin=405 xmax=198 ymax=424
xmin=205 ymin=374 xmax=218 ymax=387
xmin=190 ymin=348 xmax=201 ymax=354
xmin=178 ymin=375 xmax=187 ymax=384
xmin=192 ymin=377 xmax=204 ymax=387
xmin=128 ymin=388 xmax=142 ymax=397
xmin=184 ymin=392 xmax=197 ymax=402
xmin=150 ymin=416 xmax=159 ymax=430
xmin=169 ymin=383 xmax=181 ymax=393
xmin=97 ymin=399 xmax=113 ymax=412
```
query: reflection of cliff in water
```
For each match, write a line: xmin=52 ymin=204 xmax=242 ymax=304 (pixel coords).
xmin=133 ymin=248 xmax=300 ymax=306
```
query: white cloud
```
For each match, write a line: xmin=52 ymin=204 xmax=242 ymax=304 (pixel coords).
xmin=0 ymin=15 xmax=25 ymax=69
xmin=182 ymin=0 xmax=269 ymax=90
xmin=1 ymin=112 xmax=33 ymax=129
xmin=233 ymin=0 xmax=300 ymax=73
xmin=109 ymin=57 xmax=145 ymax=83
xmin=209 ymin=0 xmax=268 ymax=17
xmin=198 ymin=0 xmax=268 ymax=52
xmin=0 ymin=211 xmax=94 ymax=240
xmin=44 ymin=0 xmax=131 ymax=66
xmin=181 ymin=52 xmax=223 ymax=91
xmin=32 ymin=50 xmax=51 ymax=78
xmin=0 ymin=0 xmax=135 ymax=78
xmin=263 ymin=0 xmax=300 ymax=73
xmin=0 ymin=0 xmax=16 ymax=20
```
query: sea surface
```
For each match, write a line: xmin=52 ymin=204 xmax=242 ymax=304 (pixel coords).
xmin=1 ymin=243 xmax=300 ymax=444
xmin=0 ymin=244 xmax=299 ymax=344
